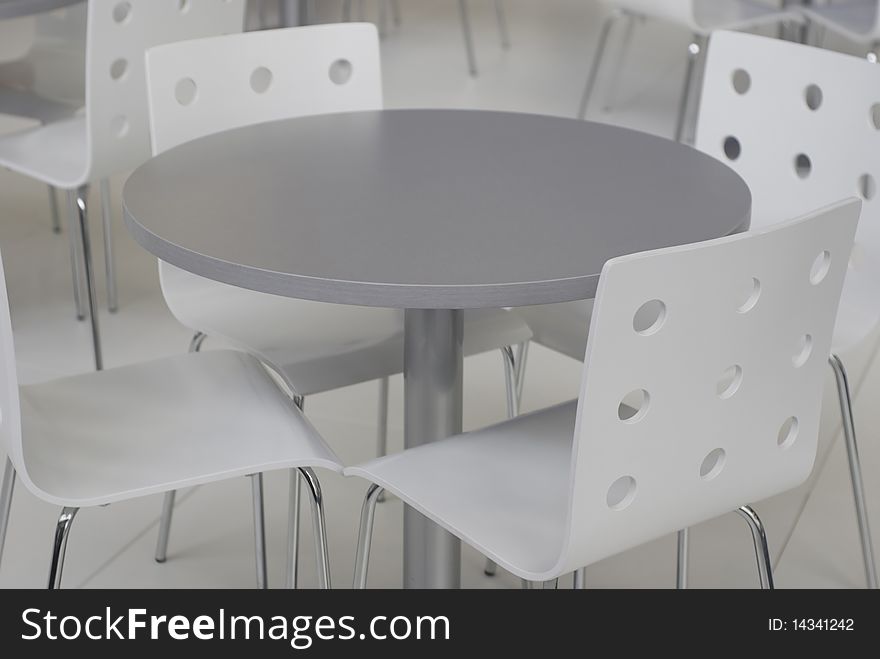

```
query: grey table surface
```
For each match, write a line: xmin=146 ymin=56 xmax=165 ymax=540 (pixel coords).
xmin=123 ymin=109 xmax=752 ymax=309
xmin=0 ymin=0 xmax=81 ymax=19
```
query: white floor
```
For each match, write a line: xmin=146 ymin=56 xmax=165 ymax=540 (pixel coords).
xmin=0 ymin=0 xmax=878 ymax=589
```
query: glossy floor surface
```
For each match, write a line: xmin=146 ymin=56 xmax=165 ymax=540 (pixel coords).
xmin=0 ymin=0 xmax=878 ymax=588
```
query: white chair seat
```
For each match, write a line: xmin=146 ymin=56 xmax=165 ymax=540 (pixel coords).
xmin=18 ymin=349 xmax=342 ymax=508
xmin=161 ymin=265 xmax=533 ymax=396
xmin=802 ymin=0 xmax=876 ymax=43
xmin=346 ymin=401 xmax=577 ymax=581
xmin=515 ymin=301 xmax=594 ymax=361
xmin=0 ymin=114 xmax=86 ymax=188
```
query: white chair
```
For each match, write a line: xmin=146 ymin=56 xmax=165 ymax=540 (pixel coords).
xmin=348 ymin=199 xmax=860 ymax=589
xmin=694 ymin=30 xmax=880 ymax=588
xmin=342 ymin=0 xmax=509 ymax=76
xmin=577 ymin=0 xmax=801 ymax=141
xmin=798 ymin=0 xmax=880 ymax=55
xmin=143 ymin=23 xmax=531 ymax=586
xmin=1 ymin=7 xmax=86 ymax=264
xmin=0 ymin=249 xmax=340 ymax=589
xmin=0 ymin=0 xmax=246 ymax=371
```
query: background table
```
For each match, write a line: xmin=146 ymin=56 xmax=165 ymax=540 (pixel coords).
xmin=0 ymin=0 xmax=81 ymax=20
xmin=124 ymin=109 xmax=751 ymax=588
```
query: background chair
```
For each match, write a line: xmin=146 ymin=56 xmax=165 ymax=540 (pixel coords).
xmin=143 ymin=23 xmax=530 ymax=587
xmin=342 ymin=0 xmax=509 ymax=76
xmin=0 ymin=248 xmax=340 ymax=589
xmin=577 ymin=0 xmax=800 ymax=142
xmin=348 ymin=199 xmax=859 ymax=590
xmin=0 ymin=0 xmax=246 ymax=372
xmin=799 ymin=0 xmax=880 ymax=56
xmin=694 ymin=29 xmax=880 ymax=588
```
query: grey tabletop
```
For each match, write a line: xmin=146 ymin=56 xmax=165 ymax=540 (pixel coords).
xmin=0 ymin=0 xmax=81 ymax=19
xmin=123 ymin=109 xmax=752 ymax=309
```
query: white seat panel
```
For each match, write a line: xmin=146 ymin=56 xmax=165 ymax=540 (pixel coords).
xmin=160 ymin=265 xmax=533 ymax=396
xmin=19 ymin=350 xmax=342 ymax=508
xmin=346 ymin=402 xmax=577 ymax=581
xmin=0 ymin=115 xmax=86 ymax=188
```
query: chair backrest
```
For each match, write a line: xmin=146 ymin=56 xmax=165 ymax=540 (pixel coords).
xmin=143 ymin=23 xmax=382 ymax=337
xmin=695 ymin=30 xmax=880 ymax=348
xmin=83 ymin=0 xmax=245 ymax=182
xmin=552 ymin=198 xmax=859 ymax=573
xmin=144 ymin=23 xmax=382 ymax=154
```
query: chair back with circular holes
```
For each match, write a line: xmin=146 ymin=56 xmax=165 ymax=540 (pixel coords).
xmin=554 ymin=198 xmax=860 ymax=574
xmin=695 ymin=30 xmax=880 ymax=351
xmin=145 ymin=23 xmax=382 ymax=155
xmin=83 ymin=0 xmax=245 ymax=184
xmin=143 ymin=23 xmax=382 ymax=338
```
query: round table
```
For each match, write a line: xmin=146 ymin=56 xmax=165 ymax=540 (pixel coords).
xmin=0 ymin=0 xmax=81 ymax=20
xmin=123 ymin=109 xmax=751 ymax=589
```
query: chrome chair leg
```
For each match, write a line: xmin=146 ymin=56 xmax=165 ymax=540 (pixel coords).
xmin=543 ymin=578 xmax=559 ymax=589
xmin=494 ymin=0 xmax=510 ymax=50
xmin=154 ymin=491 xmax=176 ymax=563
xmin=676 ymin=527 xmax=688 ymax=589
xmin=65 ymin=190 xmax=86 ymax=321
xmin=514 ymin=341 xmax=529 ymax=408
xmin=341 ymin=0 xmax=351 ymax=21
xmin=251 ymin=473 xmax=268 ymax=589
xmin=287 ymin=467 xmax=302 ymax=588
xmin=48 ymin=185 xmax=61 ymax=234
xmin=602 ymin=12 xmax=637 ymax=113
xmin=501 ymin=346 xmax=519 ymax=418
xmin=353 ymin=483 xmax=383 ymax=588
xmin=0 ymin=458 xmax=16 ymax=569
xmin=829 ymin=354 xmax=878 ymax=589
xmin=576 ymin=9 xmax=620 ymax=120
xmin=189 ymin=331 xmax=207 ymax=353
xmin=73 ymin=185 xmax=103 ymax=371
xmin=573 ymin=568 xmax=586 ymax=589
xmin=99 ymin=179 xmax=118 ymax=313
xmin=736 ymin=505 xmax=774 ymax=590
xmin=155 ymin=331 xmax=208 ymax=563
xmin=457 ymin=0 xmax=478 ymax=77
xmin=287 ymin=396 xmax=305 ymax=588
xmin=299 ymin=467 xmax=331 ymax=589
xmin=47 ymin=507 xmax=78 ymax=589
xmin=674 ymin=35 xmax=704 ymax=144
